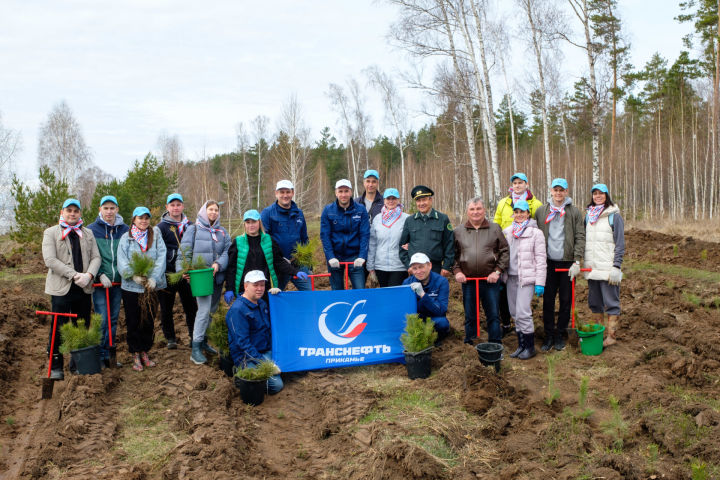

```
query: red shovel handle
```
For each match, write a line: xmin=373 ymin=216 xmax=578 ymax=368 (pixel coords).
xmin=293 ymin=273 xmax=331 ymax=291
xmin=92 ymin=283 xmax=120 ymax=346
xmin=37 ymin=311 xmax=78 ymax=378
xmin=339 ymin=262 xmax=354 ymax=290
xmin=466 ymin=277 xmax=489 ymax=338
xmin=553 ymin=268 xmax=592 ymax=328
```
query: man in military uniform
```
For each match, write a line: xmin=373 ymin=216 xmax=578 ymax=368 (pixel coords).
xmin=399 ymin=185 xmax=454 ymax=277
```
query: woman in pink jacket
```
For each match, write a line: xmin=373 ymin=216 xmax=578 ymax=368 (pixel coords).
xmin=502 ymin=200 xmax=547 ymax=360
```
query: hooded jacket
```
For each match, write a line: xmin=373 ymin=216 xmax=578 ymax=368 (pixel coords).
xmin=260 ymin=200 xmax=309 ymax=260
xmin=178 ymin=202 xmax=231 ymax=286
xmin=452 ymin=218 xmax=509 ymax=277
xmin=535 ymin=198 xmax=585 ymax=263
xmin=367 ymin=209 xmax=409 ymax=272
xmin=88 ymin=213 xmax=129 ymax=283
xmin=320 ymin=200 xmax=370 ymax=261
xmin=502 ymin=219 xmax=547 ymax=287
xmin=157 ymin=211 xmax=191 ymax=272
xmin=116 ymin=226 xmax=167 ymax=293
xmin=493 ymin=191 xmax=543 ymax=230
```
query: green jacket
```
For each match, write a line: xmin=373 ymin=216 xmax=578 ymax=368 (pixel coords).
xmin=87 ymin=214 xmax=129 ymax=283
xmin=399 ymin=208 xmax=455 ymax=270
xmin=493 ymin=193 xmax=543 ymax=230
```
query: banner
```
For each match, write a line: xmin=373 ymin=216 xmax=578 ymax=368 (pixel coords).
xmin=269 ymin=286 xmax=417 ymax=372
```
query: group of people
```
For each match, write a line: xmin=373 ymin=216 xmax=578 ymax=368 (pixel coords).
xmin=41 ymin=168 xmax=625 ymax=390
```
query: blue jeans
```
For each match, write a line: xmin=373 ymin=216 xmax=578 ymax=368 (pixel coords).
xmin=329 ymin=262 xmax=365 ymax=290
xmin=92 ymin=285 xmax=123 ymax=360
xmin=462 ymin=281 xmax=501 ymax=343
xmin=278 ymin=266 xmax=312 ymax=291
xmin=423 ymin=315 xmax=449 ymax=333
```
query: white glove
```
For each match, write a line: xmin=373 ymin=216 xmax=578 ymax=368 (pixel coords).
xmin=568 ymin=262 xmax=581 ymax=281
xmin=608 ymin=267 xmax=623 ymax=286
xmin=146 ymin=278 xmax=156 ymax=290
xmin=354 ymin=258 xmax=365 ymax=268
xmin=133 ymin=275 xmax=144 ymax=285
xmin=328 ymin=258 xmax=340 ymax=269
xmin=73 ymin=273 xmax=82 ymax=283
xmin=74 ymin=272 xmax=92 ymax=288
xmin=409 ymin=282 xmax=424 ymax=296
xmin=269 ymin=288 xmax=281 ymax=295
xmin=99 ymin=273 xmax=113 ymax=289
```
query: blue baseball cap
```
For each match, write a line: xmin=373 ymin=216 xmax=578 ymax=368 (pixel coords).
xmin=513 ymin=200 xmax=530 ymax=212
xmin=510 ymin=173 xmax=528 ymax=183
xmin=364 ymin=169 xmax=379 ymax=179
xmin=132 ymin=206 xmax=151 ymax=218
xmin=62 ymin=198 xmax=81 ymax=209
xmin=591 ymin=183 xmax=609 ymax=194
xmin=243 ymin=209 xmax=261 ymax=221
xmin=166 ymin=193 xmax=183 ymax=204
xmin=383 ymin=188 xmax=400 ymax=199
xmin=551 ymin=178 xmax=568 ymax=190
xmin=99 ymin=195 xmax=118 ymax=206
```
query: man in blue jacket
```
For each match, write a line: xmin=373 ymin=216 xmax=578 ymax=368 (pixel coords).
xmin=402 ymin=252 xmax=450 ymax=337
xmin=226 ymin=270 xmax=283 ymax=394
xmin=320 ymin=179 xmax=370 ymax=290
xmin=261 ymin=179 xmax=311 ymax=291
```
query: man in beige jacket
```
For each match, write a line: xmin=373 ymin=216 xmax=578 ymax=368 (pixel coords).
xmin=42 ymin=198 xmax=101 ymax=379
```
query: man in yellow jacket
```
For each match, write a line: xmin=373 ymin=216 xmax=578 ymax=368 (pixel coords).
xmin=493 ymin=173 xmax=543 ymax=335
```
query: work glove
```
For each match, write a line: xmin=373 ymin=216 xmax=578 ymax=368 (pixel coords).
xmin=99 ymin=273 xmax=113 ymax=289
xmin=409 ymin=282 xmax=424 ymax=296
xmin=296 ymin=271 xmax=309 ymax=280
xmin=132 ymin=275 xmax=144 ymax=285
xmin=72 ymin=273 xmax=82 ymax=283
xmin=534 ymin=285 xmax=545 ymax=297
xmin=568 ymin=262 xmax=581 ymax=281
xmin=608 ymin=267 xmax=623 ymax=286
xmin=269 ymin=288 xmax=281 ymax=295
xmin=74 ymin=272 xmax=92 ymax=288
xmin=328 ymin=258 xmax=340 ymax=269
xmin=354 ymin=258 xmax=365 ymax=268
xmin=146 ymin=278 xmax=156 ymax=290
xmin=224 ymin=291 xmax=235 ymax=305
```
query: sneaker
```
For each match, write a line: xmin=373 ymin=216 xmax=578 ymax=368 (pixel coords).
xmin=167 ymin=339 xmax=178 ymax=350
xmin=140 ymin=352 xmax=156 ymax=368
xmin=132 ymin=353 xmax=143 ymax=372
xmin=554 ymin=335 xmax=566 ymax=351
xmin=540 ymin=336 xmax=554 ymax=352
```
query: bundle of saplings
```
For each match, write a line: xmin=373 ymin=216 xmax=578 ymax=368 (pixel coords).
xmin=167 ymin=248 xmax=206 ymax=285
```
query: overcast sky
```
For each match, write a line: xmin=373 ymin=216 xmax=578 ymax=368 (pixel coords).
xmin=0 ymin=0 xmax=693 ymax=181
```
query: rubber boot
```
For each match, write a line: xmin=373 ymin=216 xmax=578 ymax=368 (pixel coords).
xmin=603 ymin=315 xmax=618 ymax=347
xmin=509 ymin=331 xmax=524 ymax=358
xmin=518 ymin=332 xmax=536 ymax=360
xmin=50 ymin=354 xmax=64 ymax=380
xmin=191 ymin=341 xmax=207 ymax=365
xmin=201 ymin=336 xmax=218 ymax=356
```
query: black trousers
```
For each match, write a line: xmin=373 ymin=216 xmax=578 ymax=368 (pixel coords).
xmin=48 ymin=284 xmax=92 ymax=355
xmin=375 ymin=270 xmax=408 ymax=287
xmin=158 ymin=279 xmax=196 ymax=342
xmin=542 ymin=259 xmax=574 ymax=338
xmin=122 ymin=290 xmax=156 ymax=353
xmin=499 ymin=285 xmax=511 ymax=327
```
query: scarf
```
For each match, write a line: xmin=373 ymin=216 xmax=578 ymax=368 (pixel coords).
xmin=381 ymin=206 xmax=403 ymax=228
xmin=512 ymin=219 xmax=530 ymax=238
xmin=509 ymin=187 xmax=528 ymax=204
xmin=59 ymin=217 xmax=83 ymax=239
xmin=167 ymin=214 xmax=189 ymax=236
xmin=197 ymin=221 xmax=221 ymax=242
xmin=587 ymin=205 xmax=605 ymax=225
xmin=131 ymin=224 xmax=149 ymax=252
xmin=545 ymin=204 xmax=566 ymax=224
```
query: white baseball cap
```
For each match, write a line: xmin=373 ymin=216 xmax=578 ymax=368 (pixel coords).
xmin=244 ymin=270 xmax=267 ymax=283
xmin=409 ymin=253 xmax=431 ymax=265
xmin=276 ymin=180 xmax=294 ymax=190
xmin=335 ymin=179 xmax=352 ymax=190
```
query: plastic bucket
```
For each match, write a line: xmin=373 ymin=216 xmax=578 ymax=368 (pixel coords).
xmin=476 ymin=342 xmax=504 ymax=366
xmin=188 ymin=268 xmax=214 ymax=297
xmin=234 ymin=376 xmax=266 ymax=406
xmin=70 ymin=345 xmax=102 ymax=375
xmin=404 ymin=348 xmax=433 ymax=380
xmin=577 ymin=324 xmax=605 ymax=356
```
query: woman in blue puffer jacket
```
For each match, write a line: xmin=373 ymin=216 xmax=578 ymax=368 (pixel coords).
xmin=177 ymin=200 xmax=231 ymax=365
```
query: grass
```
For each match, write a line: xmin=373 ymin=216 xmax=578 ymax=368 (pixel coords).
xmin=683 ymin=292 xmax=703 ymax=306
xmin=0 ymin=270 xmax=46 ymax=283
xmin=115 ymin=398 xmax=185 ymax=468
xmin=5 ymin=416 xmax=14 ymax=426
xmin=667 ymin=384 xmax=720 ymax=412
xmin=628 ymin=261 xmax=720 ymax=283
xmin=360 ymin=389 xmax=442 ymax=424
xmin=404 ymin=434 xmax=458 ymax=467
xmin=545 ymin=355 xmax=561 ymax=406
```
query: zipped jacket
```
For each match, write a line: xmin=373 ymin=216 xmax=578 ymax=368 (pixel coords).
xmin=116 ymin=227 xmax=167 ymax=293
xmin=227 ymin=295 xmax=272 ymax=365
xmin=402 ymin=271 xmax=449 ymax=319
xmin=502 ymin=219 xmax=547 ymax=287
xmin=320 ymin=200 xmax=370 ymax=261
xmin=452 ymin=218 xmax=509 ymax=277
xmin=260 ymin=201 xmax=309 ymax=260
xmin=535 ymin=200 xmax=585 ymax=263
xmin=42 ymin=224 xmax=101 ymax=296
xmin=367 ymin=210 xmax=409 ymax=272
xmin=177 ymin=203 xmax=231 ymax=285
xmin=88 ymin=214 xmax=129 ymax=283
xmin=493 ymin=191 xmax=543 ymax=229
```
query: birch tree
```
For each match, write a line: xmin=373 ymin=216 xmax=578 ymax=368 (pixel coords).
xmin=235 ymin=122 xmax=253 ymax=211
xmin=252 ymin=115 xmax=270 ymax=209
xmin=276 ymin=94 xmax=312 ymax=206
xmin=0 ymin=112 xmax=22 ymax=230
xmin=327 ymin=83 xmax=360 ymax=189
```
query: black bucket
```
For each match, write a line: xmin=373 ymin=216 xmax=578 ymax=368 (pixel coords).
xmin=70 ymin=345 xmax=102 ymax=375
xmin=476 ymin=343 xmax=504 ymax=372
xmin=234 ymin=377 xmax=266 ymax=406
xmin=218 ymin=354 xmax=234 ymax=378
xmin=404 ymin=347 xmax=433 ymax=380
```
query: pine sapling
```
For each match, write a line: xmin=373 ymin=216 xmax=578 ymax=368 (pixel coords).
xmin=59 ymin=314 xmax=102 ymax=353
xmin=167 ymin=248 xmax=206 ymax=285
xmin=601 ymin=395 xmax=628 ymax=451
xmin=291 ymin=237 xmax=319 ymax=270
xmin=234 ymin=359 xmax=280 ymax=381
xmin=400 ymin=314 xmax=437 ymax=352
xmin=207 ymin=303 xmax=229 ymax=356
xmin=576 ymin=376 xmax=594 ymax=420
xmin=126 ymin=252 xmax=155 ymax=279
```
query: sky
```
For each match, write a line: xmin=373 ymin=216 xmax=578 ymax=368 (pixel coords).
xmin=0 ymin=0 xmax=695 ymax=181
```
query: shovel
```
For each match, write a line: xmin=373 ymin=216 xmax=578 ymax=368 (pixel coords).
xmin=466 ymin=277 xmax=488 ymax=339
xmin=37 ymin=310 xmax=78 ymax=399
xmin=294 ymin=273 xmax=331 ymax=291
xmin=93 ymin=282 xmax=121 ymax=368
xmin=554 ymin=268 xmax=592 ymax=348
xmin=339 ymin=262 xmax=355 ymax=290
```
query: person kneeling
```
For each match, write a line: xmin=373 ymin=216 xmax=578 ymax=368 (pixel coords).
xmin=226 ymin=270 xmax=283 ymax=394
xmin=402 ymin=253 xmax=450 ymax=341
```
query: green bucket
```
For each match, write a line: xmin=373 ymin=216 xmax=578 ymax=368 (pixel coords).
xmin=188 ymin=268 xmax=214 ymax=297
xmin=577 ymin=324 xmax=605 ymax=356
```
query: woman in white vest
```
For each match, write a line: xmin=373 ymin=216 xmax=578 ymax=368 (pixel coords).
xmin=583 ymin=184 xmax=625 ymax=347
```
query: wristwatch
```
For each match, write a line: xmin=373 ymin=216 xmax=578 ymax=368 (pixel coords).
xmin=494 ymin=270 xmax=501 ymax=275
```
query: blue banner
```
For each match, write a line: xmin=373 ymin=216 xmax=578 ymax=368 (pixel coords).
xmin=269 ymin=286 xmax=417 ymax=372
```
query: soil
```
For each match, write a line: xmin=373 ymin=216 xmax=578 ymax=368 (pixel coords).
xmin=1 ymin=228 xmax=719 ymax=479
